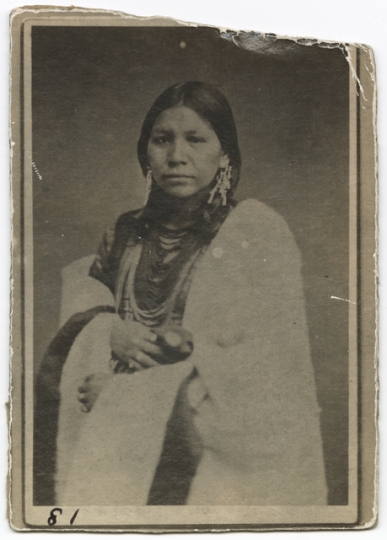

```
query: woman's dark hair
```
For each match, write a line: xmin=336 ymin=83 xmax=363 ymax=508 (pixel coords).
xmin=137 ymin=81 xmax=241 ymax=197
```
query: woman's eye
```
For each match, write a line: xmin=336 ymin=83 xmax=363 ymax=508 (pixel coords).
xmin=187 ymin=136 xmax=206 ymax=143
xmin=151 ymin=136 xmax=168 ymax=144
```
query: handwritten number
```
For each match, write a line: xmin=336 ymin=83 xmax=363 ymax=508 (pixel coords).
xmin=47 ymin=507 xmax=80 ymax=527
xmin=70 ymin=509 xmax=80 ymax=525
xmin=47 ymin=507 xmax=62 ymax=526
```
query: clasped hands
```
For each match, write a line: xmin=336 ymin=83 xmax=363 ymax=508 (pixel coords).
xmin=78 ymin=316 xmax=193 ymax=412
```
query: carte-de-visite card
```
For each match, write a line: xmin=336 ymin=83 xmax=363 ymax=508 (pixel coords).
xmin=9 ymin=6 xmax=378 ymax=532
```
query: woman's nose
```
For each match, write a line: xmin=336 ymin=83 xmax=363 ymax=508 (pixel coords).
xmin=168 ymin=139 xmax=188 ymax=165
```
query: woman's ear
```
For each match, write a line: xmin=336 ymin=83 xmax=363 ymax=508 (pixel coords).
xmin=219 ymin=153 xmax=230 ymax=169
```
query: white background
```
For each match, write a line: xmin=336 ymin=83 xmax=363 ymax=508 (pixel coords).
xmin=0 ymin=0 xmax=385 ymax=537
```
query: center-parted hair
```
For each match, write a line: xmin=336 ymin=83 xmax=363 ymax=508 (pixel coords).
xmin=137 ymin=81 xmax=242 ymax=197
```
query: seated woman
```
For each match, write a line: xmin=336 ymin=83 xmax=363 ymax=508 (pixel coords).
xmin=35 ymin=81 xmax=327 ymax=506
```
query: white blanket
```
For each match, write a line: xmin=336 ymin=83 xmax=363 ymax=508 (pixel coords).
xmin=56 ymin=199 xmax=327 ymax=506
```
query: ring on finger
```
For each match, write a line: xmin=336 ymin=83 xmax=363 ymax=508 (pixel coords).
xmin=127 ymin=359 xmax=138 ymax=371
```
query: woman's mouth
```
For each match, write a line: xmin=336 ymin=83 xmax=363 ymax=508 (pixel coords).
xmin=163 ymin=174 xmax=194 ymax=179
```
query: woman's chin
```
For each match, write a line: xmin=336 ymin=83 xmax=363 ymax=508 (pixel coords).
xmin=163 ymin=186 xmax=199 ymax=199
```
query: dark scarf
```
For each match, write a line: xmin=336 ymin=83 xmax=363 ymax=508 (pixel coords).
xmin=138 ymin=179 xmax=237 ymax=243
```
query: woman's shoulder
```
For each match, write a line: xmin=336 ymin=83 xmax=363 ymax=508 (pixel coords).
xmin=230 ymin=198 xmax=291 ymax=232
xmin=219 ymin=198 xmax=300 ymax=257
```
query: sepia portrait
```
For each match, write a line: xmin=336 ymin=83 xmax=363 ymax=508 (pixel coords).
xmin=9 ymin=7 xmax=377 ymax=531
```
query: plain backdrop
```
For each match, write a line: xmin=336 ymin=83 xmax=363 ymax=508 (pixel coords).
xmin=32 ymin=25 xmax=350 ymax=505
xmin=1 ymin=0 xmax=386 ymax=538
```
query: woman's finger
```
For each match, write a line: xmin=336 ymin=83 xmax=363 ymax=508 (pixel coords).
xmin=137 ymin=339 xmax=163 ymax=357
xmin=78 ymin=394 xmax=88 ymax=405
xmin=144 ymin=331 xmax=158 ymax=343
xmin=126 ymin=358 xmax=142 ymax=371
xmin=127 ymin=321 xmax=159 ymax=345
xmin=78 ymin=383 xmax=88 ymax=394
xmin=132 ymin=350 xmax=159 ymax=368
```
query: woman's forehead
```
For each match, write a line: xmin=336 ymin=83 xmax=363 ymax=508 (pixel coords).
xmin=152 ymin=106 xmax=215 ymax=133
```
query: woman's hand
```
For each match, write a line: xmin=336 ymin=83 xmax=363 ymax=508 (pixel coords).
xmin=110 ymin=317 xmax=163 ymax=371
xmin=78 ymin=372 xmax=113 ymax=412
xmin=152 ymin=325 xmax=194 ymax=364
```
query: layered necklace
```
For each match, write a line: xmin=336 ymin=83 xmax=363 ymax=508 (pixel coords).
xmin=118 ymin=222 xmax=206 ymax=327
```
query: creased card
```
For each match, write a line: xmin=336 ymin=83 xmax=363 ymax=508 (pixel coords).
xmin=9 ymin=6 xmax=378 ymax=531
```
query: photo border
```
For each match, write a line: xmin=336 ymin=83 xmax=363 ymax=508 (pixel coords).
xmin=9 ymin=8 xmax=377 ymax=531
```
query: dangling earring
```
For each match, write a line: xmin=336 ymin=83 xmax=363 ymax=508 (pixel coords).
xmin=207 ymin=164 xmax=232 ymax=206
xmin=143 ymin=169 xmax=152 ymax=206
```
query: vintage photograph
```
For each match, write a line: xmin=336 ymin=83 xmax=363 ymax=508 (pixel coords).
xmin=10 ymin=7 xmax=377 ymax=531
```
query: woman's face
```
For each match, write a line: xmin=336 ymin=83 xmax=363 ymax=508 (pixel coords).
xmin=147 ymin=106 xmax=229 ymax=198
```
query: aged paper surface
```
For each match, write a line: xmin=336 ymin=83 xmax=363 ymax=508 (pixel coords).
xmin=9 ymin=6 xmax=378 ymax=531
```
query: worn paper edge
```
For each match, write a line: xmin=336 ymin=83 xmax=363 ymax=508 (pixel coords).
xmin=8 ymin=4 xmax=378 ymax=533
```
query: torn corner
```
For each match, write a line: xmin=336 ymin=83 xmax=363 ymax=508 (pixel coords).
xmin=218 ymin=29 xmax=375 ymax=106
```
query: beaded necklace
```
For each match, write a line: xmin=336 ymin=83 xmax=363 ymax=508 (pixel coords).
xmin=117 ymin=225 xmax=206 ymax=327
